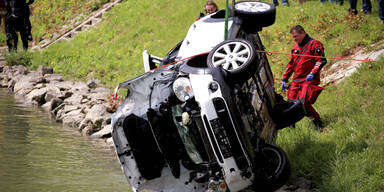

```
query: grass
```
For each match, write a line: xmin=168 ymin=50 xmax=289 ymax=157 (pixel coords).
xmin=276 ymin=60 xmax=384 ymax=191
xmin=5 ymin=0 xmax=384 ymax=191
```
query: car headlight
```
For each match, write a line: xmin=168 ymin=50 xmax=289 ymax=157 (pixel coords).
xmin=172 ymin=77 xmax=194 ymax=102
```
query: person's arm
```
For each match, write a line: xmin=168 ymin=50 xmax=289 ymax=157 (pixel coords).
xmin=282 ymin=49 xmax=295 ymax=82
xmin=310 ymin=42 xmax=327 ymax=74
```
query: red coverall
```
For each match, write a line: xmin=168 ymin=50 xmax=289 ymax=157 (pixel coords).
xmin=282 ymin=35 xmax=326 ymax=120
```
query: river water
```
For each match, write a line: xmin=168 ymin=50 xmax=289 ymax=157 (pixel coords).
xmin=0 ymin=89 xmax=131 ymax=192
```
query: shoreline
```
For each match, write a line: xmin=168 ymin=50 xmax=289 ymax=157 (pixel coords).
xmin=0 ymin=63 xmax=115 ymax=146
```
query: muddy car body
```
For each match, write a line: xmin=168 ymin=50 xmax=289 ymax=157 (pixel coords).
xmin=112 ymin=1 xmax=304 ymax=192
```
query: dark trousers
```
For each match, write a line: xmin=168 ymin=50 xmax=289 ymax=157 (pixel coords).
xmin=349 ymin=0 xmax=372 ymax=14
xmin=287 ymin=82 xmax=320 ymax=120
xmin=5 ymin=16 xmax=29 ymax=52
xmin=379 ymin=0 xmax=384 ymax=21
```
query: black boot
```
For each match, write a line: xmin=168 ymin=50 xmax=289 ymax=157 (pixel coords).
xmin=312 ymin=118 xmax=324 ymax=130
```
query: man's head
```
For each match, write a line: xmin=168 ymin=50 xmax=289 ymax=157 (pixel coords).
xmin=205 ymin=0 xmax=218 ymax=14
xmin=290 ymin=25 xmax=307 ymax=44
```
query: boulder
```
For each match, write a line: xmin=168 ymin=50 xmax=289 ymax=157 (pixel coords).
xmin=44 ymin=84 xmax=62 ymax=102
xmin=26 ymin=87 xmax=48 ymax=105
xmin=90 ymin=124 xmax=112 ymax=138
xmin=0 ymin=74 xmax=9 ymax=87
xmin=62 ymin=109 xmax=85 ymax=128
xmin=13 ymin=72 xmax=44 ymax=95
xmin=106 ymin=137 xmax=114 ymax=147
xmin=79 ymin=104 xmax=111 ymax=134
xmin=64 ymin=92 xmax=85 ymax=105
xmin=90 ymin=87 xmax=110 ymax=94
xmin=50 ymin=98 xmax=63 ymax=112
xmin=55 ymin=81 xmax=74 ymax=91
xmin=86 ymin=79 xmax=100 ymax=89
xmin=71 ymin=81 xmax=89 ymax=93
xmin=44 ymin=74 xmax=64 ymax=83
xmin=37 ymin=65 xmax=53 ymax=76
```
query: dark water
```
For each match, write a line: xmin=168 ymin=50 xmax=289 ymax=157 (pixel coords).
xmin=0 ymin=89 xmax=131 ymax=192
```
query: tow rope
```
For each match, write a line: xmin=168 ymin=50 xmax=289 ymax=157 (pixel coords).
xmin=256 ymin=50 xmax=384 ymax=63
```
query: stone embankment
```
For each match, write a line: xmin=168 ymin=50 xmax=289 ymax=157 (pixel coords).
xmin=0 ymin=64 xmax=114 ymax=145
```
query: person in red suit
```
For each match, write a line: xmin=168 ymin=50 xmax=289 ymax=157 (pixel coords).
xmin=281 ymin=25 xmax=327 ymax=130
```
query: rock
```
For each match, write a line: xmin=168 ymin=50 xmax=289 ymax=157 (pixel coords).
xmin=91 ymin=124 xmax=112 ymax=138
xmin=55 ymin=81 xmax=74 ymax=91
xmin=37 ymin=65 xmax=53 ymax=76
xmin=12 ymin=65 xmax=28 ymax=76
xmin=62 ymin=109 xmax=85 ymax=128
xmin=64 ymin=92 xmax=85 ymax=105
xmin=0 ymin=74 xmax=9 ymax=87
xmin=87 ymin=79 xmax=100 ymax=89
xmin=90 ymin=87 xmax=110 ymax=94
xmin=44 ymin=84 xmax=62 ymax=102
xmin=105 ymin=137 xmax=114 ymax=147
xmin=26 ymin=87 xmax=48 ymax=105
xmin=52 ymin=102 xmax=65 ymax=116
xmin=79 ymin=104 xmax=111 ymax=134
xmin=50 ymin=98 xmax=63 ymax=112
xmin=44 ymin=74 xmax=64 ymax=83
xmin=41 ymin=101 xmax=52 ymax=111
xmin=294 ymin=177 xmax=311 ymax=190
xmin=81 ymin=126 xmax=93 ymax=136
xmin=71 ymin=81 xmax=89 ymax=93
xmin=13 ymin=72 xmax=44 ymax=95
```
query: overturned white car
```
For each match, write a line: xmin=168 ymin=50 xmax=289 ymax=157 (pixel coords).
xmin=111 ymin=1 xmax=305 ymax=192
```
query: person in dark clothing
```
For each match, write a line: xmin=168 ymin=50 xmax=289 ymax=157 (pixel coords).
xmin=23 ymin=0 xmax=33 ymax=40
xmin=4 ymin=0 xmax=33 ymax=52
xmin=348 ymin=0 xmax=372 ymax=15
xmin=281 ymin=25 xmax=327 ymax=130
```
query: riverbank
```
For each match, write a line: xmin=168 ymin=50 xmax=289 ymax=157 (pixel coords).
xmin=0 ymin=63 xmax=114 ymax=146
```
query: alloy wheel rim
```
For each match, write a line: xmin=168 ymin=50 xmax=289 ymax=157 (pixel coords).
xmin=235 ymin=2 xmax=271 ymax=13
xmin=211 ymin=41 xmax=251 ymax=71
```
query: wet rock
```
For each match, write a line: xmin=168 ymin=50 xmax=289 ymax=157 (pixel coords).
xmin=26 ymin=87 xmax=48 ymax=105
xmin=79 ymin=104 xmax=111 ymax=134
xmin=87 ymin=79 xmax=100 ymax=89
xmin=62 ymin=109 xmax=85 ymax=128
xmin=0 ymin=74 xmax=9 ymax=87
xmin=44 ymin=74 xmax=64 ymax=83
xmin=81 ymin=125 xmax=93 ymax=136
xmin=105 ymin=137 xmax=114 ymax=147
xmin=37 ymin=65 xmax=53 ymax=76
xmin=50 ymin=98 xmax=63 ymax=112
xmin=52 ymin=103 xmax=65 ymax=116
xmin=41 ymin=101 xmax=52 ymax=111
xmin=91 ymin=124 xmax=112 ymax=138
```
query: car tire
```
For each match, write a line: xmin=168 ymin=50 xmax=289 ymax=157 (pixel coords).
xmin=207 ymin=39 xmax=257 ymax=83
xmin=254 ymin=144 xmax=291 ymax=192
xmin=231 ymin=1 xmax=276 ymax=29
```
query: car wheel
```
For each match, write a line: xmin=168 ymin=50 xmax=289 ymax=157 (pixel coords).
xmin=232 ymin=1 xmax=276 ymax=29
xmin=207 ymin=39 xmax=257 ymax=83
xmin=254 ymin=144 xmax=291 ymax=192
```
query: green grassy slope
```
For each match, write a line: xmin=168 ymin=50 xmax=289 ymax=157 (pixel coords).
xmin=14 ymin=0 xmax=384 ymax=190
xmin=277 ymin=60 xmax=384 ymax=191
